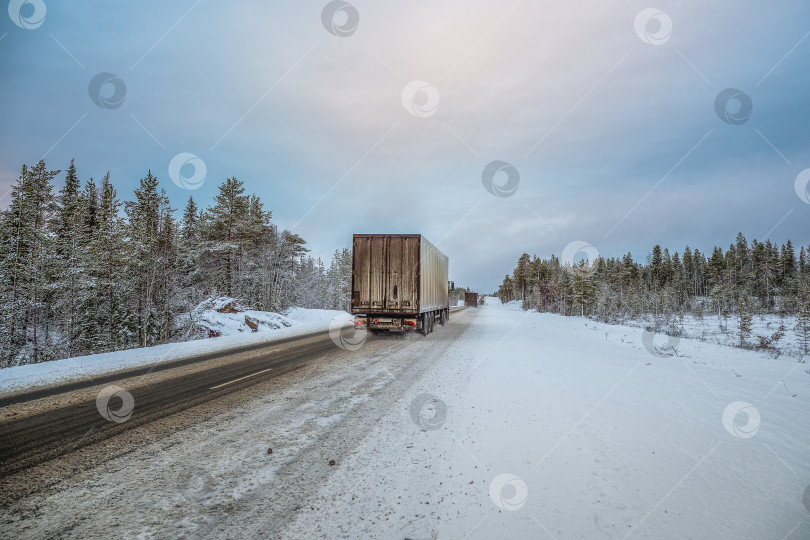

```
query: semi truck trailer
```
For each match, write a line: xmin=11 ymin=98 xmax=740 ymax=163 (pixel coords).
xmin=465 ymin=292 xmax=479 ymax=307
xmin=351 ymin=234 xmax=449 ymax=335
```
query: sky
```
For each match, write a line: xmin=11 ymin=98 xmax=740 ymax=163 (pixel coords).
xmin=2 ymin=0 xmax=810 ymax=293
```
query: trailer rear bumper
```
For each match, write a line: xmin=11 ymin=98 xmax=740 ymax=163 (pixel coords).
xmin=354 ymin=315 xmax=418 ymax=331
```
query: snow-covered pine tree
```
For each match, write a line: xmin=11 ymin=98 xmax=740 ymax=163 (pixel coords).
xmin=156 ymin=205 xmax=177 ymax=343
xmin=1 ymin=161 xmax=61 ymax=364
xmin=238 ymin=194 xmax=274 ymax=309
xmin=514 ymin=253 xmax=531 ymax=303
xmin=753 ymin=240 xmax=778 ymax=311
xmin=571 ymin=268 xmax=596 ymax=317
xmin=204 ymin=177 xmax=250 ymax=298
xmin=273 ymin=231 xmax=309 ymax=310
xmin=692 ymin=248 xmax=706 ymax=297
xmin=650 ymin=245 xmax=663 ymax=289
xmin=93 ymin=172 xmax=128 ymax=351
xmin=125 ymin=171 xmax=171 ymax=347
xmin=324 ymin=250 xmax=341 ymax=310
xmin=737 ymin=297 xmax=752 ymax=348
xmin=0 ymin=158 xmax=365 ymax=364
xmin=0 ymin=164 xmax=34 ymax=364
xmin=51 ymin=159 xmax=84 ymax=358
xmin=75 ymin=177 xmax=104 ymax=355
xmin=338 ymin=247 xmax=352 ymax=311
xmin=796 ymin=283 xmax=810 ymax=358
xmin=734 ymin=232 xmax=752 ymax=294
xmin=177 ymin=195 xmax=203 ymax=306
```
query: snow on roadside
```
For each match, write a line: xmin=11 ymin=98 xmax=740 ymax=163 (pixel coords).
xmin=3 ymin=298 xmax=808 ymax=538
xmin=500 ymin=297 xmax=806 ymax=360
xmin=279 ymin=297 xmax=810 ymax=539
xmin=190 ymin=297 xmax=299 ymax=337
xmin=0 ymin=306 xmax=348 ymax=396
xmin=614 ymin=312 xmax=807 ymax=361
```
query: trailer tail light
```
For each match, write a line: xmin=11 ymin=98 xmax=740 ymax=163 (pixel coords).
xmin=354 ymin=317 xmax=367 ymax=327
xmin=404 ymin=319 xmax=417 ymax=327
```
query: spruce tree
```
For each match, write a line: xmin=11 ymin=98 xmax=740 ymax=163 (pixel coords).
xmin=94 ymin=172 xmax=127 ymax=350
xmin=737 ymin=297 xmax=752 ymax=347
xmin=125 ymin=171 xmax=170 ymax=347
xmin=205 ymin=177 xmax=250 ymax=297
xmin=1 ymin=161 xmax=61 ymax=364
xmin=0 ymin=164 xmax=33 ymax=363
xmin=52 ymin=159 xmax=84 ymax=357
xmin=571 ymin=269 xmax=596 ymax=316
xmin=75 ymin=177 xmax=104 ymax=355
xmin=178 ymin=196 xmax=203 ymax=306
xmin=796 ymin=283 xmax=810 ymax=357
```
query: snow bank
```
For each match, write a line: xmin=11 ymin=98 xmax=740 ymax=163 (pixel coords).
xmin=0 ymin=307 xmax=349 ymax=396
xmin=190 ymin=297 xmax=300 ymax=338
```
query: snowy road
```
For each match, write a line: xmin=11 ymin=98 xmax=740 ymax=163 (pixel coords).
xmin=0 ymin=330 xmax=353 ymax=478
xmin=2 ymin=301 xmax=809 ymax=539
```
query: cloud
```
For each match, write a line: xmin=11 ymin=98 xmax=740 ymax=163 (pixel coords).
xmin=1 ymin=0 xmax=809 ymax=291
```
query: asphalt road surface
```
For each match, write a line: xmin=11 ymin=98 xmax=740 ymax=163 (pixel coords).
xmin=0 ymin=307 xmax=467 ymax=481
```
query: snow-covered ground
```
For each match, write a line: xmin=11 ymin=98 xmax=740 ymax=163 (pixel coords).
xmin=0 ymin=306 xmax=348 ymax=396
xmin=614 ymin=310 xmax=807 ymax=361
xmin=4 ymin=299 xmax=809 ymax=539
xmin=279 ymin=298 xmax=810 ymax=539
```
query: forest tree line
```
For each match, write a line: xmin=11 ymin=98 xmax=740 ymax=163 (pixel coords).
xmin=0 ymin=160 xmax=352 ymax=367
xmin=496 ymin=233 xmax=810 ymax=353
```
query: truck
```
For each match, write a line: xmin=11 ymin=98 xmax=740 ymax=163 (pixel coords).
xmin=351 ymin=234 xmax=449 ymax=335
xmin=465 ymin=292 xmax=479 ymax=308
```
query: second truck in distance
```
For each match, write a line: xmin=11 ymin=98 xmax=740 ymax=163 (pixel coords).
xmin=351 ymin=234 xmax=449 ymax=335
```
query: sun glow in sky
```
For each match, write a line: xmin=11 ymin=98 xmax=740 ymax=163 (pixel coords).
xmin=2 ymin=0 xmax=809 ymax=292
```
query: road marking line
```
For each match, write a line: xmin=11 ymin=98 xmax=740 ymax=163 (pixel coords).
xmin=210 ymin=367 xmax=273 ymax=390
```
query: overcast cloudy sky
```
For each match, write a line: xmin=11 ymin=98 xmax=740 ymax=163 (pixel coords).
xmin=2 ymin=0 xmax=809 ymax=292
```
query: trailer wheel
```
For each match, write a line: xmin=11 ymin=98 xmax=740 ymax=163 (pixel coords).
xmin=439 ymin=309 xmax=446 ymax=326
xmin=420 ymin=314 xmax=429 ymax=336
xmin=428 ymin=313 xmax=434 ymax=334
